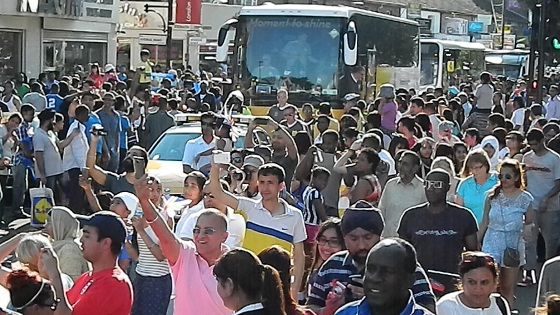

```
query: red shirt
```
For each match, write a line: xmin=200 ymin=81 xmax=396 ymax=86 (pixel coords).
xmin=66 ymin=267 xmax=133 ymax=315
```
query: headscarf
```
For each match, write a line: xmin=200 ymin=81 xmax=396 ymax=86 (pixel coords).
xmin=49 ymin=206 xmax=80 ymax=251
xmin=481 ymin=135 xmax=500 ymax=170
xmin=340 ymin=201 xmax=384 ymax=236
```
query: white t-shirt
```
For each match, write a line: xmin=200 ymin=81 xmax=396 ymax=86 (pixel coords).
xmin=511 ymin=108 xmax=525 ymax=131
xmin=475 ymin=84 xmax=494 ymax=109
xmin=436 ymin=291 xmax=509 ymax=315
xmin=378 ymin=149 xmax=396 ymax=175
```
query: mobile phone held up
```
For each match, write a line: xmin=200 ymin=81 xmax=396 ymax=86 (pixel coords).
xmin=90 ymin=124 xmax=108 ymax=136
xmin=213 ymin=151 xmax=231 ymax=165
xmin=133 ymin=156 xmax=146 ymax=179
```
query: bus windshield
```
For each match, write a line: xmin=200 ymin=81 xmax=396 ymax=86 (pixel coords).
xmin=420 ymin=43 xmax=439 ymax=87
xmin=239 ymin=16 xmax=343 ymax=92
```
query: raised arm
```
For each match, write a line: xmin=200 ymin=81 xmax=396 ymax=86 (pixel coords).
xmin=135 ymin=176 xmax=180 ymax=265
xmin=209 ymin=160 xmax=240 ymax=210
xmin=87 ymin=133 xmax=108 ymax=186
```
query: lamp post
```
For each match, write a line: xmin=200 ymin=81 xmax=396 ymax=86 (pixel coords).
xmin=144 ymin=0 xmax=174 ymax=70
xmin=537 ymin=0 xmax=547 ymax=103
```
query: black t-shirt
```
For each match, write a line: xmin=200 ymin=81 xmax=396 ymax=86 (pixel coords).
xmin=397 ymin=203 xmax=478 ymax=294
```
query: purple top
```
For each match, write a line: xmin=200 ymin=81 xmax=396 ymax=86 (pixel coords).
xmin=381 ymin=100 xmax=397 ymax=132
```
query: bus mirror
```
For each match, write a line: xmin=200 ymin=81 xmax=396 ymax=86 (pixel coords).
xmin=343 ymin=21 xmax=357 ymax=66
xmin=217 ymin=19 xmax=238 ymax=63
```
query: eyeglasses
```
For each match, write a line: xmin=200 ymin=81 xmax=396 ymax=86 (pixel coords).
xmin=498 ymin=173 xmax=514 ymax=180
xmin=193 ymin=227 xmax=221 ymax=235
xmin=232 ymin=157 xmax=243 ymax=163
xmin=317 ymin=237 xmax=341 ymax=248
xmin=424 ymin=180 xmax=446 ymax=189
xmin=461 ymin=252 xmax=494 ymax=265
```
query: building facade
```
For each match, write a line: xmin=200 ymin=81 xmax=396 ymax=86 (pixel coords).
xmin=0 ymin=0 xmax=119 ymax=82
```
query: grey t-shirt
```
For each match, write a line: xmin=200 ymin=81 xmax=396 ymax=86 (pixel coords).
xmin=474 ymin=84 xmax=494 ymax=109
xmin=267 ymin=104 xmax=286 ymax=123
xmin=32 ymin=128 xmax=63 ymax=177
xmin=22 ymin=92 xmax=47 ymax=111
xmin=105 ymin=172 xmax=135 ymax=194
xmin=523 ymin=150 xmax=560 ymax=210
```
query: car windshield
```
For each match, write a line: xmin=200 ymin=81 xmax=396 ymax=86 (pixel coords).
xmin=149 ymin=132 xmax=246 ymax=161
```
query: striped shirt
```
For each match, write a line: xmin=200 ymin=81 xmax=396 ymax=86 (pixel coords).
xmin=307 ymin=251 xmax=435 ymax=309
xmin=302 ymin=186 xmax=323 ymax=226
xmin=136 ymin=226 xmax=171 ymax=277
xmin=237 ymin=197 xmax=306 ymax=254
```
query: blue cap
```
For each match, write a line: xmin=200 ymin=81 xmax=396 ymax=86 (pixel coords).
xmin=80 ymin=211 xmax=127 ymax=247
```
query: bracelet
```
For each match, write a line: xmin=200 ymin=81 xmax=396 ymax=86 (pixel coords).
xmin=146 ymin=216 xmax=160 ymax=224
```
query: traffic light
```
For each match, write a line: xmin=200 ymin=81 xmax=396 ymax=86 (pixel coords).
xmin=531 ymin=79 xmax=538 ymax=90
xmin=545 ymin=1 xmax=560 ymax=51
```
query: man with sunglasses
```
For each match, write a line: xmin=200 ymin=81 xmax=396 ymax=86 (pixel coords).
xmin=398 ymin=169 xmax=478 ymax=296
xmin=135 ymin=176 xmax=232 ymax=315
xmin=182 ymin=112 xmax=217 ymax=174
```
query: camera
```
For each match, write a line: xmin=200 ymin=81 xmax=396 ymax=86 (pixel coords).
xmin=90 ymin=124 xmax=108 ymax=136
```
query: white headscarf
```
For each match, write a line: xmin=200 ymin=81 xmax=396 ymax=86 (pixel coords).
xmin=481 ymin=135 xmax=500 ymax=170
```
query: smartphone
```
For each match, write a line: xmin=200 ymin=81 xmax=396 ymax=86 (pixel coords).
xmin=133 ymin=156 xmax=146 ymax=179
xmin=348 ymin=274 xmax=363 ymax=288
xmin=213 ymin=152 xmax=231 ymax=164
xmin=253 ymin=117 xmax=269 ymax=125
xmin=81 ymin=167 xmax=89 ymax=179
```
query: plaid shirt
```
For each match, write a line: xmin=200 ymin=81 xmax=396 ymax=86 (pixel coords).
xmin=13 ymin=122 xmax=31 ymax=166
xmin=308 ymin=251 xmax=435 ymax=310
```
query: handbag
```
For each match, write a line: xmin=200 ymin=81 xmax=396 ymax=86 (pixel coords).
xmin=499 ymin=194 xmax=521 ymax=268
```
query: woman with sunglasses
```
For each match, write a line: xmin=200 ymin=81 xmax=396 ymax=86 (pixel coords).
xmin=478 ymin=159 xmax=533 ymax=307
xmin=456 ymin=150 xmax=499 ymax=225
xmin=6 ymin=269 xmax=59 ymax=315
xmin=436 ymin=252 xmax=511 ymax=315
xmin=214 ymin=248 xmax=285 ymax=315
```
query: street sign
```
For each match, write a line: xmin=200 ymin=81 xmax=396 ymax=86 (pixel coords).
xmin=138 ymin=34 xmax=167 ymax=46
xmin=189 ymin=37 xmax=206 ymax=45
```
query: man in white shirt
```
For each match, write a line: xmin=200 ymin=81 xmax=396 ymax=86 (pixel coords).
xmin=546 ymin=85 xmax=560 ymax=120
xmin=182 ymin=112 xmax=216 ymax=174
xmin=63 ymin=105 xmax=90 ymax=213
xmin=510 ymin=96 xmax=526 ymax=132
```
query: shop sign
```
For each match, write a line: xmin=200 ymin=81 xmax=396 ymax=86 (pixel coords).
xmin=176 ymin=0 xmax=201 ymax=25
xmin=139 ymin=34 xmax=167 ymax=45
xmin=444 ymin=17 xmax=468 ymax=35
xmin=189 ymin=37 xmax=206 ymax=45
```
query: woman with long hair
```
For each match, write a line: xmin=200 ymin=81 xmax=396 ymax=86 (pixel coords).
xmin=478 ymin=159 xmax=533 ymax=307
xmin=87 ymin=64 xmax=103 ymax=89
xmin=6 ymin=269 xmax=59 ymax=315
xmin=307 ymin=219 xmax=345 ymax=290
xmin=456 ymin=150 xmax=499 ymax=225
xmin=173 ymin=171 xmax=207 ymax=238
xmin=412 ymin=137 xmax=435 ymax=179
xmin=453 ymin=142 xmax=468 ymax=174
xmin=333 ymin=147 xmax=382 ymax=205
xmin=258 ymin=246 xmax=316 ymax=315
xmin=436 ymin=252 xmax=510 ymax=315
xmin=214 ymin=248 xmax=285 ymax=315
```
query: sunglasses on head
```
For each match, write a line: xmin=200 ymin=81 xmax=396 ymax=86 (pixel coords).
xmin=498 ymin=173 xmax=514 ymax=180
xmin=193 ymin=227 xmax=221 ymax=235
xmin=424 ymin=180 xmax=445 ymax=189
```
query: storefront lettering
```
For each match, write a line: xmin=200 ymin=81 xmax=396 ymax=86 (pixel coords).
xmin=249 ymin=18 xmax=332 ymax=29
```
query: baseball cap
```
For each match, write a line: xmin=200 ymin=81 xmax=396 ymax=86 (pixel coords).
xmin=342 ymin=93 xmax=360 ymax=102
xmin=81 ymin=211 xmax=127 ymax=247
xmin=114 ymin=192 xmax=140 ymax=220
xmin=243 ymin=155 xmax=264 ymax=169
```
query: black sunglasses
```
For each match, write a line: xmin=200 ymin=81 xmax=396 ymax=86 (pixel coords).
xmin=498 ymin=173 xmax=514 ymax=180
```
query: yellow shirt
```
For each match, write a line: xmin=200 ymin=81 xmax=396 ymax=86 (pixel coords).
xmin=137 ymin=61 xmax=153 ymax=84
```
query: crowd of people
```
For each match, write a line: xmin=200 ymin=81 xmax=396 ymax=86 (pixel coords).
xmin=0 ymin=49 xmax=559 ymax=315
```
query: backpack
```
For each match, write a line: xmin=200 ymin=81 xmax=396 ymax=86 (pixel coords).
xmin=495 ymin=295 xmax=510 ymax=315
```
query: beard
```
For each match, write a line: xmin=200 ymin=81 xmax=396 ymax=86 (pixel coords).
xmin=121 ymin=157 xmax=134 ymax=173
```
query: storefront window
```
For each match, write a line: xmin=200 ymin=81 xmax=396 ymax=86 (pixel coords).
xmin=43 ymin=41 xmax=107 ymax=75
xmin=141 ymin=40 xmax=183 ymax=69
xmin=117 ymin=41 xmax=131 ymax=70
xmin=0 ymin=31 xmax=22 ymax=82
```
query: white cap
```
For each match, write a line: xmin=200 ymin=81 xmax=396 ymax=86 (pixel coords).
xmin=114 ymin=192 xmax=140 ymax=219
xmin=104 ymin=63 xmax=115 ymax=72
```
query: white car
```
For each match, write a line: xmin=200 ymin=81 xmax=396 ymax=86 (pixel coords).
xmin=147 ymin=121 xmax=268 ymax=194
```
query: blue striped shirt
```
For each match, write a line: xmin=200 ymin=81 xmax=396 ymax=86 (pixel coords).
xmin=307 ymin=251 xmax=435 ymax=310
xmin=334 ymin=294 xmax=434 ymax=315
